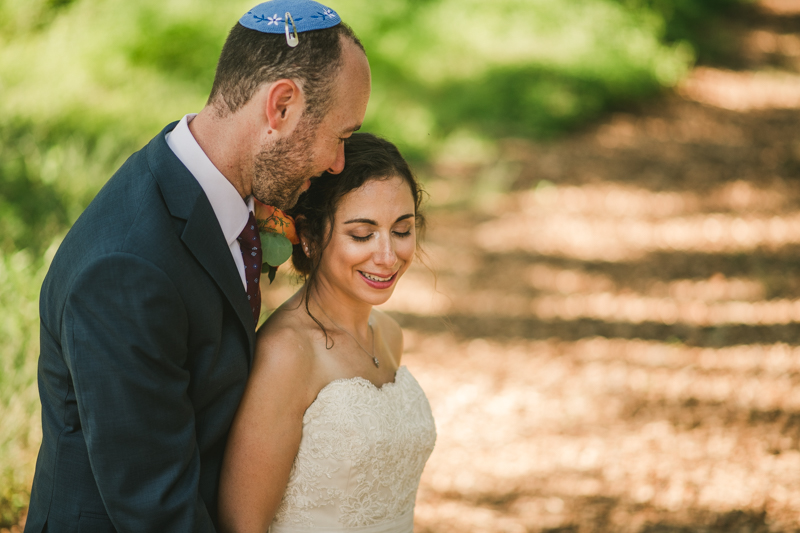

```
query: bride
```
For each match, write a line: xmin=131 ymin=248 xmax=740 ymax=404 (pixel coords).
xmin=218 ymin=133 xmax=436 ymax=533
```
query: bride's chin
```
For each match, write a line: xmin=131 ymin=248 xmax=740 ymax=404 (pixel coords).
xmin=361 ymin=289 xmax=397 ymax=307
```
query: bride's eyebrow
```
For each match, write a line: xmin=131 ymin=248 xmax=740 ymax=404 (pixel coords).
xmin=343 ymin=214 xmax=415 ymax=225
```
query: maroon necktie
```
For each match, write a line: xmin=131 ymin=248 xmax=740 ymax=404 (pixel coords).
xmin=237 ymin=212 xmax=262 ymax=326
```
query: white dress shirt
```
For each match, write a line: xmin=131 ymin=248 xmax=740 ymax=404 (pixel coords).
xmin=166 ymin=114 xmax=253 ymax=291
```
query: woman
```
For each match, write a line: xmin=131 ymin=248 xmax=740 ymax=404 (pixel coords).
xmin=218 ymin=133 xmax=436 ymax=533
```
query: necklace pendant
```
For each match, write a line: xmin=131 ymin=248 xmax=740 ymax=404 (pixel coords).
xmin=372 ymin=357 xmax=380 ymax=368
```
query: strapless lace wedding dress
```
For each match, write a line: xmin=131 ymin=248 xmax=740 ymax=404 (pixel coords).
xmin=269 ymin=366 xmax=436 ymax=533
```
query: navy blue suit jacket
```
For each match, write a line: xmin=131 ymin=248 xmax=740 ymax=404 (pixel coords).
xmin=25 ymin=122 xmax=254 ymax=532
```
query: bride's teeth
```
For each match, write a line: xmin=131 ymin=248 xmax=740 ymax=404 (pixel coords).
xmin=363 ymin=272 xmax=392 ymax=282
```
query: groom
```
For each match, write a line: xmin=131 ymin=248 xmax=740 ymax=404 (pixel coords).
xmin=24 ymin=1 xmax=370 ymax=532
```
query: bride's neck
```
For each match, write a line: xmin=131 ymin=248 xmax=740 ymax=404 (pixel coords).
xmin=305 ymin=283 xmax=373 ymax=336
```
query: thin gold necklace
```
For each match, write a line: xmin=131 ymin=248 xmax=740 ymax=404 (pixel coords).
xmin=316 ymin=304 xmax=379 ymax=368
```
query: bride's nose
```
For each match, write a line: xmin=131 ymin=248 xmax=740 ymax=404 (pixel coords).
xmin=373 ymin=236 xmax=397 ymax=266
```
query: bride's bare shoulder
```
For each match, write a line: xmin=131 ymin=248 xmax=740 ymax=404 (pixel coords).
xmin=249 ymin=301 xmax=323 ymax=400
xmin=257 ymin=302 xmax=314 ymax=356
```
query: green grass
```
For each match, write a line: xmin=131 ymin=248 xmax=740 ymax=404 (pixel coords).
xmin=0 ymin=0 xmax=749 ymax=524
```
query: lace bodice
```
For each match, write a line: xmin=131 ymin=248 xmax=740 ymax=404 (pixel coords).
xmin=269 ymin=366 xmax=436 ymax=533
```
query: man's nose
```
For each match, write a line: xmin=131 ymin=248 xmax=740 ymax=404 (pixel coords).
xmin=327 ymin=142 xmax=345 ymax=175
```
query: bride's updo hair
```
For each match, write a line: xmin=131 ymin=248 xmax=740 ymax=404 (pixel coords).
xmin=287 ymin=132 xmax=425 ymax=278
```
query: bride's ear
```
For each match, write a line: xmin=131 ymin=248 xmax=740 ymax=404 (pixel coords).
xmin=295 ymin=216 xmax=312 ymax=258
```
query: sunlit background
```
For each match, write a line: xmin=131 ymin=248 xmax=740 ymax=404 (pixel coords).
xmin=3 ymin=0 xmax=800 ymax=531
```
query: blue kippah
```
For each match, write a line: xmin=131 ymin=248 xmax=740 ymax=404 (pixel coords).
xmin=240 ymin=0 xmax=341 ymax=34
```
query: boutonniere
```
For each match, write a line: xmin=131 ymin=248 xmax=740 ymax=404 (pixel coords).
xmin=253 ymin=200 xmax=300 ymax=283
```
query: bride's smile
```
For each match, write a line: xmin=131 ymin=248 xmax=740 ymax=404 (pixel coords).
xmin=313 ymin=176 xmax=417 ymax=309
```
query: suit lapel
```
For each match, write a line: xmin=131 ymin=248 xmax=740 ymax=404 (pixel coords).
xmin=181 ymin=199 xmax=257 ymax=351
xmin=147 ymin=123 xmax=256 ymax=363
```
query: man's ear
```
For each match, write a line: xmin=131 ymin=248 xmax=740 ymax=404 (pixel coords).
xmin=265 ymin=79 xmax=303 ymax=132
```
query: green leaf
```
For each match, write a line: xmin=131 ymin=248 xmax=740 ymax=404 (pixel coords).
xmin=260 ymin=263 xmax=278 ymax=283
xmin=260 ymin=231 xmax=293 ymax=267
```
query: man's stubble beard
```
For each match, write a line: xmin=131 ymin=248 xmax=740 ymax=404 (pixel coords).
xmin=251 ymin=120 xmax=317 ymax=211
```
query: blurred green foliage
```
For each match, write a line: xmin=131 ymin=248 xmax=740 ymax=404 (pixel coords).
xmin=615 ymin=0 xmax=755 ymax=63
xmin=0 ymin=249 xmax=48 ymax=525
xmin=0 ymin=0 xmax=750 ymax=524
xmin=0 ymin=0 xmax=713 ymax=255
xmin=346 ymin=0 xmax=693 ymax=152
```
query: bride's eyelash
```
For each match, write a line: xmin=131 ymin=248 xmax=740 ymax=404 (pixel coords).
xmin=351 ymin=230 xmax=412 ymax=242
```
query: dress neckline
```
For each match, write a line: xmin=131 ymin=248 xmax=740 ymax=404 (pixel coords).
xmin=304 ymin=366 xmax=407 ymax=416
xmin=326 ymin=365 xmax=405 ymax=392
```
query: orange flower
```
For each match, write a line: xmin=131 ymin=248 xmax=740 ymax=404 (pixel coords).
xmin=253 ymin=200 xmax=300 ymax=245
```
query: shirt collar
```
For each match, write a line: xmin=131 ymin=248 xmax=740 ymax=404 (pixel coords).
xmin=166 ymin=113 xmax=254 ymax=246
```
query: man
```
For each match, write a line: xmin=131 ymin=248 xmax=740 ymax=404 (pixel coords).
xmin=25 ymin=1 xmax=370 ymax=531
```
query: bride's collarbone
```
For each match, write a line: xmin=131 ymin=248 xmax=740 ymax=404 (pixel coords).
xmin=311 ymin=334 xmax=398 ymax=390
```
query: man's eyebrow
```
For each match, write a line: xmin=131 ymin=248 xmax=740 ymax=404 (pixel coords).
xmin=344 ymin=214 xmax=415 ymax=225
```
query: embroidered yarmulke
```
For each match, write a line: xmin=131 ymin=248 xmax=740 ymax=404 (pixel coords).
xmin=240 ymin=0 xmax=341 ymax=34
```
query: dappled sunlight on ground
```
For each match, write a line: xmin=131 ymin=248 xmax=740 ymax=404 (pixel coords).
xmin=761 ymin=0 xmax=800 ymax=15
xmin=404 ymin=335 xmax=800 ymax=532
xmin=376 ymin=2 xmax=800 ymax=531
xmin=476 ymin=184 xmax=800 ymax=261
xmin=679 ymin=67 xmax=800 ymax=111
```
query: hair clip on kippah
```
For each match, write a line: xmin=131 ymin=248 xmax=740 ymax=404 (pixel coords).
xmin=285 ymin=12 xmax=299 ymax=47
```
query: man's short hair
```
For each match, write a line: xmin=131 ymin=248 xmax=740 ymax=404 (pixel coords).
xmin=208 ymin=22 xmax=364 ymax=123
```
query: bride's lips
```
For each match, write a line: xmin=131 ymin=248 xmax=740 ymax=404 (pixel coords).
xmin=359 ymin=271 xmax=398 ymax=289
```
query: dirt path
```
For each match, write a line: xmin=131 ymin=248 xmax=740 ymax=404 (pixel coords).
xmin=380 ymin=1 xmax=800 ymax=531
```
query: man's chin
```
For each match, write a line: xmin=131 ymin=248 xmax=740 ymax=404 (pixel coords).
xmin=282 ymin=184 xmax=310 ymax=210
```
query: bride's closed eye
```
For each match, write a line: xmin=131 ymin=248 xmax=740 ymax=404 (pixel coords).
xmin=349 ymin=229 xmax=411 ymax=242
xmin=392 ymin=220 xmax=414 ymax=238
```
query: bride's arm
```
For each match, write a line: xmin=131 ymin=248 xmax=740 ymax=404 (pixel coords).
xmin=218 ymin=325 xmax=315 ymax=533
